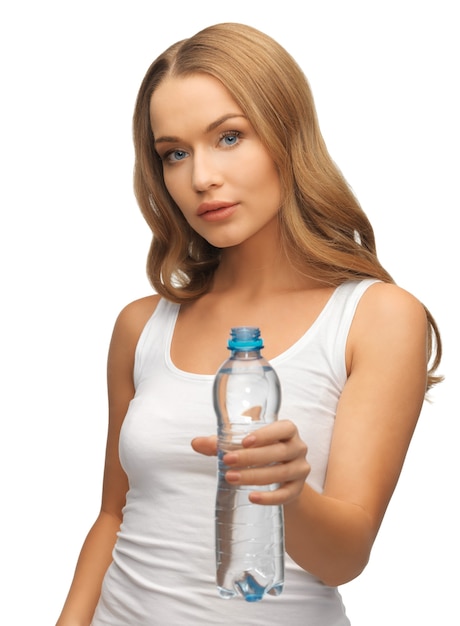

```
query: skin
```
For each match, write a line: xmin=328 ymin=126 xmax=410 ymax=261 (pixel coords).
xmin=56 ymin=74 xmax=428 ymax=625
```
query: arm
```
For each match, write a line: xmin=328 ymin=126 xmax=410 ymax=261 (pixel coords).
xmin=194 ymin=283 xmax=428 ymax=586
xmin=284 ymin=283 xmax=427 ymax=585
xmin=55 ymin=296 xmax=159 ymax=626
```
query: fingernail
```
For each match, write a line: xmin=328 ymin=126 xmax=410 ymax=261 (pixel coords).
xmin=226 ymin=471 xmax=241 ymax=483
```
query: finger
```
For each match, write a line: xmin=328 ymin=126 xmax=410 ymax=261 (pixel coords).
xmin=224 ymin=438 xmax=308 ymax=469
xmin=241 ymin=419 xmax=298 ymax=448
xmin=248 ymin=481 xmax=305 ymax=506
xmin=226 ymin=454 xmax=309 ymax=486
xmin=191 ymin=435 xmax=218 ymax=456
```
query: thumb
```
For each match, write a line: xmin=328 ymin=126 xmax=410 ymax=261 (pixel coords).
xmin=191 ymin=435 xmax=218 ymax=457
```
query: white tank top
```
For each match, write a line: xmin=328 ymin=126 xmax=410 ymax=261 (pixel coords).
xmin=91 ymin=279 xmax=377 ymax=625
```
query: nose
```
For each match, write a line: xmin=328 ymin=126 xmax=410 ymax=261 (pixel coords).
xmin=191 ymin=149 xmax=223 ymax=192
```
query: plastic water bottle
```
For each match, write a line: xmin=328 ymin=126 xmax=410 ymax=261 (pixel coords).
xmin=213 ymin=327 xmax=285 ymax=602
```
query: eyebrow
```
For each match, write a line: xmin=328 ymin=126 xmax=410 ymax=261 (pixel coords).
xmin=154 ymin=113 xmax=246 ymax=145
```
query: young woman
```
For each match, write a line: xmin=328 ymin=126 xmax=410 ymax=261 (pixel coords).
xmin=56 ymin=22 xmax=442 ymax=625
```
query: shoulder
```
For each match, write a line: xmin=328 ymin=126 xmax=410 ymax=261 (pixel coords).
xmin=355 ymin=281 xmax=427 ymax=329
xmin=115 ymin=294 xmax=162 ymax=332
xmin=347 ymin=281 xmax=428 ymax=372
xmin=108 ymin=294 xmax=162 ymax=362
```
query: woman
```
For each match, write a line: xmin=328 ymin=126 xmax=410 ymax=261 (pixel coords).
xmin=56 ymin=22 xmax=442 ymax=625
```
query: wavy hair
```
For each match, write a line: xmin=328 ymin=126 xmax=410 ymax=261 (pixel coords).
xmin=132 ymin=22 xmax=442 ymax=389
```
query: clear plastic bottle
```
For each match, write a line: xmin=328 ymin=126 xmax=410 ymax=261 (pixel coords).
xmin=213 ymin=327 xmax=285 ymax=602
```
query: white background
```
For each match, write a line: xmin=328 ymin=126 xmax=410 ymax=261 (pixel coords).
xmin=1 ymin=1 xmax=458 ymax=624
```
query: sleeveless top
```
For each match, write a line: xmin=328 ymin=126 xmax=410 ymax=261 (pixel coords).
xmin=91 ymin=279 xmax=378 ymax=625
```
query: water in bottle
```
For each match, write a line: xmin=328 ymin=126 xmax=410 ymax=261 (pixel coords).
xmin=213 ymin=327 xmax=284 ymax=602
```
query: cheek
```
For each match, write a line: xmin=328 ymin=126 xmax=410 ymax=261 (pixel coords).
xmin=163 ymin=170 xmax=186 ymax=205
xmin=243 ymin=148 xmax=279 ymax=185
xmin=162 ymin=171 xmax=196 ymax=225
xmin=251 ymin=159 xmax=281 ymax=202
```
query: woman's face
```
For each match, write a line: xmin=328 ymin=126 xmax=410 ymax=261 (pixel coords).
xmin=149 ymin=73 xmax=282 ymax=249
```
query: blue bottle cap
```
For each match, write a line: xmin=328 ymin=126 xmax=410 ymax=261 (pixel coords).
xmin=227 ymin=327 xmax=264 ymax=350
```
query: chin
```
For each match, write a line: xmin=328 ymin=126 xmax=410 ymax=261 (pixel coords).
xmin=197 ymin=230 xmax=244 ymax=249
xmin=204 ymin=236 xmax=245 ymax=249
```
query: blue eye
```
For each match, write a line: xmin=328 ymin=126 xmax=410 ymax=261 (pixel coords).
xmin=165 ymin=149 xmax=188 ymax=163
xmin=220 ymin=131 xmax=241 ymax=146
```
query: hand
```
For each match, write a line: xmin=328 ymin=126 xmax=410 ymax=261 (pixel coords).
xmin=191 ymin=420 xmax=310 ymax=506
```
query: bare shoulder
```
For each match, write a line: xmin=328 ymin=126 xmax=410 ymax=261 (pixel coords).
xmin=109 ymin=294 xmax=162 ymax=357
xmin=355 ymin=281 xmax=427 ymax=331
xmin=347 ymin=281 xmax=428 ymax=370
xmin=115 ymin=294 xmax=162 ymax=330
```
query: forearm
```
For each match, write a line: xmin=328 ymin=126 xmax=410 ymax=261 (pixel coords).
xmin=55 ymin=511 xmax=121 ymax=626
xmin=284 ymin=483 xmax=375 ymax=587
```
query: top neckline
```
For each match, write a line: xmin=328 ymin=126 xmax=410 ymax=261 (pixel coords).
xmin=162 ymin=282 xmax=347 ymax=380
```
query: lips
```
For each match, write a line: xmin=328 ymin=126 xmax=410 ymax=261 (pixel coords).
xmin=196 ymin=201 xmax=237 ymax=216
xmin=196 ymin=201 xmax=238 ymax=222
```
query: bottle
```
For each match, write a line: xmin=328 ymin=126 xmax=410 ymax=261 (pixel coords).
xmin=213 ymin=326 xmax=284 ymax=602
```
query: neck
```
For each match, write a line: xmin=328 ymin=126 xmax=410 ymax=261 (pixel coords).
xmin=212 ymin=245 xmax=316 ymax=295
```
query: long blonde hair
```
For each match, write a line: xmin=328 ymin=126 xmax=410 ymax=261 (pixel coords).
xmin=132 ymin=22 xmax=442 ymax=389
